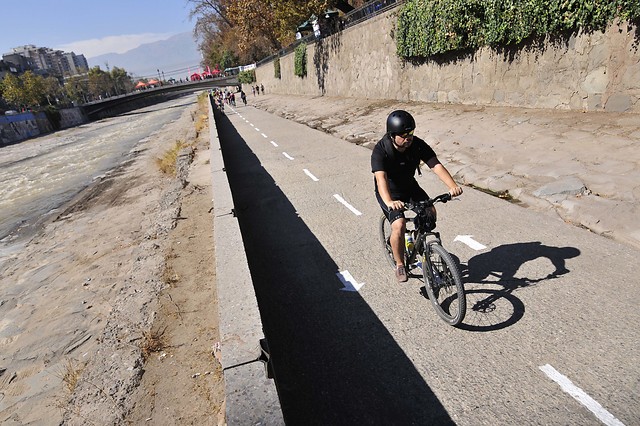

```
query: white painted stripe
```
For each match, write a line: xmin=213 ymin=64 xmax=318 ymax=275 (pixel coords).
xmin=303 ymin=169 xmax=319 ymax=181
xmin=454 ymin=235 xmax=487 ymax=250
xmin=539 ymin=364 xmax=625 ymax=426
xmin=282 ymin=152 xmax=294 ymax=160
xmin=270 ymin=141 xmax=278 ymax=147
xmin=250 ymin=123 xmax=254 ymax=127
xmin=333 ymin=194 xmax=362 ymax=216
xmin=261 ymin=133 xmax=268 ymax=138
xmin=337 ymin=270 xmax=364 ymax=292
xmin=255 ymin=128 xmax=260 ymax=131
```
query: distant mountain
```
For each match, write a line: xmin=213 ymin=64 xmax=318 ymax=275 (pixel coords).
xmin=88 ymin=32 xmax=202 ymax=80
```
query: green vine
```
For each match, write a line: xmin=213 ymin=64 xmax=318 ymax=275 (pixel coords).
xmin=238 ymin=69 xmax=256 ymax=84
xmin=294 ymin=43 xmax=307 ymax=78
xmin=274 ymin=57 xmax=281 ymax=79
xmin=396 ymin=0 xmax=640 ymax=59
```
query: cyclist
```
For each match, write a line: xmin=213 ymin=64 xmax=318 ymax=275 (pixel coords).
xmin=371 ymin=110 xmax=463 ymax=282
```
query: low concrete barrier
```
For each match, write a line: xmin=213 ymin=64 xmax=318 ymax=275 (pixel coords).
xmin=208 ymin=96 xmax=284 ymax=424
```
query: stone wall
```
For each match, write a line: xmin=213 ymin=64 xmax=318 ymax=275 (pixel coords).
xmin=255 ymin=8 xmax=639 ymax=113
xmin=0 ymin=113 xmax=40 ymax=146
xmin=59 ymin=107 xmax=86 ymax=128
xmin=0 ymin=107 xmax=87 ymax=146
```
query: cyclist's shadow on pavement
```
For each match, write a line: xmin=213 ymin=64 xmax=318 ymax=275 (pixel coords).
xmin=455 ymin=241 xmax=580 ymax=331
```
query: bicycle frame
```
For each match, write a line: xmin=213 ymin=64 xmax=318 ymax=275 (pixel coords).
xmin=403 ymin=193 xmax=450 ymax=271
xmin=405 ymin=229 xmax=440 ymax=271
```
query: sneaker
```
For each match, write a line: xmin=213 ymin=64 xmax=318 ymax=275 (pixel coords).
xmin=395 ymin=265 xmax=408 ymax=283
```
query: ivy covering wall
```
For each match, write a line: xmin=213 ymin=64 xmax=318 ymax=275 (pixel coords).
xmin=396 ymin=0 xmax=640 ymax=59
xmin=238 ymin=69 xmax=256 ymax=84
xmin=294 ymin=43 xmax=307 ymax=77
xmin=274 ymin=57 xmax=281 ymax=79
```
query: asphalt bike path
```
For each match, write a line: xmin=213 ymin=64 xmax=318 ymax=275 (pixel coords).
xmin=217 ymin=103 xmax=639 ymax=425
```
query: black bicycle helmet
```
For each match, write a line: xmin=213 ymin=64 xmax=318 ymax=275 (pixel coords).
xmin=386 ymin=110 xmax=415 ymax=135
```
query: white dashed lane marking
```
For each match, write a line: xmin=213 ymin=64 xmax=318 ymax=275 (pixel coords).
xmin=539 ymin=364 xmax=625 ymax=426
xmin=303 ymin=169 xmax=319 ymax=182
xmin=333 ymin=194 xmax=362 ymax=216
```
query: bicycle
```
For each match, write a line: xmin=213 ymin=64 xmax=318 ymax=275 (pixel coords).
xmin=379 ymin=193 xmax=466 ymax=326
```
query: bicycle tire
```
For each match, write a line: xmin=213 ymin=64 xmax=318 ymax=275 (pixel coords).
xmin=422 ymin=243 xmax=466 ymax=326
xmin=379 ymin=214 xmax=397 ymax=269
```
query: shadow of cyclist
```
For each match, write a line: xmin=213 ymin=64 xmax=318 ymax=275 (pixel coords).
xmin=467 ymin=241 xmax=581 ymax=284
xmin=456 ymin=242 xmax=580 ymax=331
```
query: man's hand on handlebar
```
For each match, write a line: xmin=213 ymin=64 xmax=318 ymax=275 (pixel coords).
xmin=387 ymin=200 xmax=405 ymax=211
xmin=449 ymin=186 xmax=463 ymax=197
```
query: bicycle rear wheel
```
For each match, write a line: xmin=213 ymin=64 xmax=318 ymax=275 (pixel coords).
xmin=379 ymin=215 xmax=397 ymax=269
xmin=423 ymin=243 xmax=466 ymax=326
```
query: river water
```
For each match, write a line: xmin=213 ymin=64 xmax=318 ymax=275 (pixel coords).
xmin=0 ymin=95 xmax=196 ymax=247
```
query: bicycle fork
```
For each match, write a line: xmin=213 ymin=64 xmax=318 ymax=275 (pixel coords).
xmin=414 ymin=236 xmax=444 ymax=287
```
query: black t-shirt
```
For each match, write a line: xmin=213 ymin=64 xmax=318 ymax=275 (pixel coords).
xmin=371 ymin=134 xmax=437 ymax=197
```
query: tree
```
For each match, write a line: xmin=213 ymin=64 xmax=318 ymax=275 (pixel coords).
xmin=0 ymin=71 xmax=49 ymax=109
xmin=21 ymin=72 xmax=47 ymax=107
xmin=220 ymin=50 xmax=238 ymax=69
xmin=64 ymin=75 xmax=89 ymax=104
xmin=1 ymin=73 xmax=23 ymax=108
xmin=87 ymin=66 xmax=112 ymax=99
xmin=43 ymin=76 xmax=64 ymax=105
xmin=110 ymin=66 xmax=132 ymax=94
xmin=226 ymin=0 xmax=331 ymax=53
xmin=189 ymin=0 xmax=335 ymax=65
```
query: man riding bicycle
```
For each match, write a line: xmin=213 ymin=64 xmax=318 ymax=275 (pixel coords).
xmin=371 ymin=110 xmax=463 ymax=282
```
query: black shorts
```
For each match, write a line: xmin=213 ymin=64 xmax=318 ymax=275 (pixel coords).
xmin=376 ymin=186 xmax=429 ymax=224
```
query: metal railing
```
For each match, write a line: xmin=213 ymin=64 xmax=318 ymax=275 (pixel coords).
xmin=255 ymin=0 xmax=404 ymax=67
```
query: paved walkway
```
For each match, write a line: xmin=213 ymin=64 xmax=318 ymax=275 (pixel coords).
xmin=251 ymin=93 xmax=640 ymax=249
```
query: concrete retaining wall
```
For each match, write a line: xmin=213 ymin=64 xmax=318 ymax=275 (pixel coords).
xmin=59 ymin=107 xmax=86 ymax=128
xmin=0 ymin=113 xmax=41 ymax=145
xmin=208 ymin=97 xmax=284 ymax=424
xmin=0 ymin=107 xmax=88 ymax=146
xmin=256 ymin=7 xmax=640 ymax=113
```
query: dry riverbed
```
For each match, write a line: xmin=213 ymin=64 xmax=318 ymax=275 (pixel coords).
xmin=0 ymin=95 xmax=224 ymax=425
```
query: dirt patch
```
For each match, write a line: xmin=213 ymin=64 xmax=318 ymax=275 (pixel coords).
xmin=125 ymin=147 xmax=225 ymax=424
xmin=0 ymin=97 xmax=224 ymax=425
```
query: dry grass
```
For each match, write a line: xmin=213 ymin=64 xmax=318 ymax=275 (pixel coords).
xmin=162 ymin=262 xmax=180 ymax=287
xmin=156 ymin=94 xmax=209 ymax=175
xmin=194 ymin=92 xmax=209 ymax=137
xmin=60 ymin=358 xmax=84 ymax=393
xmin=155 ymin=140 xmax=187 ymax=176
xmin=140 ymin=328 xmax=167 ymax=361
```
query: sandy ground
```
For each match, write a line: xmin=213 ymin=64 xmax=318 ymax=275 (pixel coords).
xmin=0 ymin=98 xmax=224 ymax=425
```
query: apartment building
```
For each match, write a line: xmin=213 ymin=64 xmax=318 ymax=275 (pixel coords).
xmin=2 ymin=45 xmax=88 ymax=77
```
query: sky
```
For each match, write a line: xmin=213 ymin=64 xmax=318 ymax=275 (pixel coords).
xmin=1 ymin=0 xmax=196 ymax=58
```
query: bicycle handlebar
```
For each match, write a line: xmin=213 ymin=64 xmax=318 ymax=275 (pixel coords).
xmin=403 ymin=193 xmax=452 ymax=211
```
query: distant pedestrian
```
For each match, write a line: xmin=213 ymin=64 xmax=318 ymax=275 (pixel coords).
xmin=240 ymin=90 xmax=247 ymax=106
xmin=252 ymin=86 xmax=256 ymax=96
xmin=260 ymin=84 xmax=264 ymax=94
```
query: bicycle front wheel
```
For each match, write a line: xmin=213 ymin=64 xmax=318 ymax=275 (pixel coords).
xmin=423 ymin=244 xmax=466 ymax=326
xmin=379 ymin=214 xmax=397 ymax=269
